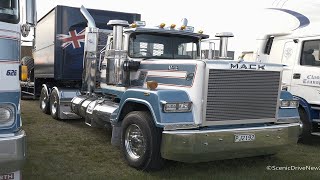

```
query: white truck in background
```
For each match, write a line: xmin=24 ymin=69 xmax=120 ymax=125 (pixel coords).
xmin=244 ymin=8 xmax=320 ymax=142
xmin=0 ymin=0 xmax=36 ymax=178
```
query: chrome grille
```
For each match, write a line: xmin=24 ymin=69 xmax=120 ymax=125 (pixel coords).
xmin=206 ymin=69 xmax=280 ymax=121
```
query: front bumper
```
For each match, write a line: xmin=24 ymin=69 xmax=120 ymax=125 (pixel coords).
xmin=161 ymin=123 xmax=300 ymax=162
xmin=0 ymin=130 xmax=26 ymax=173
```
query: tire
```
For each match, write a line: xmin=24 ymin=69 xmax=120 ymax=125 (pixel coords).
xmin=39 ymin=86 xmax=50 ymax=114
xmin=121 ymin=111 xmax=164 ymax=171
xmin=49 ymin=88 xmax=60 ymax=120
xmin=298 ymin=107 xmax=312 ymax=143
xmin=21 ymin=56 xmax=34 ymax=80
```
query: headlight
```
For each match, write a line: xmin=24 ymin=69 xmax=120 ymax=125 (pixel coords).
xmin=162 ymin=102 xmax=192 ymax=113
xmin=0 ymin=104 xmax=15 ymax=126
xmin=279 ymin=100 xmax=299 ymax=108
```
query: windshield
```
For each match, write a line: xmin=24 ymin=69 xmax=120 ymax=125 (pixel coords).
xmin=129 ymin=33 xmax=199 ymax=59
xmin=0 ymin=0 xmax=19 ymax=24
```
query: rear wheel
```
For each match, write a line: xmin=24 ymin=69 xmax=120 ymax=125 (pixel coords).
xmin=121 ymin=111 xmax=164 ymax=171
xmin=298 ymin=107 xmax=312 ymax=143
xmin=50 ymin=88 xmax=60 ymax=120
xmin=40 ymin=86 xmax=50 ymax=114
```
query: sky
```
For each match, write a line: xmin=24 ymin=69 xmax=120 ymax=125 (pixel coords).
xmin=35 ymin=0 xmax=320 ymax=58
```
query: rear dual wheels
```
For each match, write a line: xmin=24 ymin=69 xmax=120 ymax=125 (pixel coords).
xmin=39 ymin=86 xmax=60 ymax=120
xmin=121 ymin=111 xmax=164 ymax=171
xmin=39 ymin=86 xmax=50 ymax=114
xmin=49 ymin=88 xmax=60 ymax=120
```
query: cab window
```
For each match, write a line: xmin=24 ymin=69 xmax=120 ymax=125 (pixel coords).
xmin=301 ymin=40 xmax=320 ymax=66
xmin=129 ymin=33 xmax=199 ymax=59
xmin=0 ymin=0 xmax=19 ymax=24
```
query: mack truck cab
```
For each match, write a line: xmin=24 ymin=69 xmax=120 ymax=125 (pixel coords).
xmin=37 ymin=6 xmax=301 ymax=170
xmin=0 ymin=0 xmax=36 ymax=177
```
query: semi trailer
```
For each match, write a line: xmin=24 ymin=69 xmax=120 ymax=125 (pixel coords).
xmin=26 ymin=5 xmax=301 ymax=170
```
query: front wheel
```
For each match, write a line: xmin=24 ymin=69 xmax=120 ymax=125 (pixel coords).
xmin=121 ymin=111 xmax=164 ymax=171
xmin=298 ymin=107 xmax=312 ymax=143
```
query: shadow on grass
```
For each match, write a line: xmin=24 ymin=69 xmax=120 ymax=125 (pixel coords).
xmin=146 ymin=155 xmax=284 ymax=179
xmin=299 ymin=136 xmax=320 ymax=146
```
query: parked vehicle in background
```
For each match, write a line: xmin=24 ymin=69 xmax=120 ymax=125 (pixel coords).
xmin=0 ymin=0 xmax=36 ymax=178
xmin=20 ymin=5 xmax=141 ymax=99
xmin=244 ymin=8 xmax=320 ymax=142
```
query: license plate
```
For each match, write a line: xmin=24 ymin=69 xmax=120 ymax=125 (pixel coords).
xmin=234 ymin=134 xmax=255 ymax=142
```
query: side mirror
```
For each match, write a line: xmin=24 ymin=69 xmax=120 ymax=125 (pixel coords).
xmin=26 ymin=0 xmax=37 ymax=26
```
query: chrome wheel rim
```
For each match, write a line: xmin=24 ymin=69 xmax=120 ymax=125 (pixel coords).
xmin=51 ymin=95 xmax=57 ymax=115
xmin=40 ymin=91 xmax=47 ymax=110
xmin=125 ymin=124 xmax=146 ymax=160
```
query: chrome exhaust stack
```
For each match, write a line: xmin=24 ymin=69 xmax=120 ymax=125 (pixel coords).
xmin=80 ymin=6 xmax=96 ymax=28
xmin=215 ymin=32 xmax=234 ymax=59
xmin=106 ymin=20 xmax=129 ymax=86
xmin=80 ymin=6 xmax=99 ymax=95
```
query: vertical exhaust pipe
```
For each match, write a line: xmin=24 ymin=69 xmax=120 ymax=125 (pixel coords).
xmin=215 ymin=32 xmax=234 ymax=59
xmin=80 ymin=6 xmax=99 ymax=95
xmin=80 ymin=6 xmax=96 ymax=28
xmin=106 ymin=20 xmax=129 ymax=85
xmin=107 ymin=20 xmax=129 ymax=50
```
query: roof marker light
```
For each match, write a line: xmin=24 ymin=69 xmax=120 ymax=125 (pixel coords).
xmin=130 ymin=23 xmax=137 ymax=28
xmin=159 ymin=23 xmax=166 ymax=28
xmin=170 ymin=24 xmax=176 ymax=29
xmin=180 ymin=25 xmax=186 ymax=30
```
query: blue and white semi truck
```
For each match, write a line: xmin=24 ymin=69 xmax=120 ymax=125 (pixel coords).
xmin=0 ymin=0 xmax=36 ymax=178
xmin=31 ymin=6 xmax=301 ymax=170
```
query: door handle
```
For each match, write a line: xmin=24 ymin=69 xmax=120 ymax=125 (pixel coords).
xmin=293 ymin=73 xmax=301 ymax=79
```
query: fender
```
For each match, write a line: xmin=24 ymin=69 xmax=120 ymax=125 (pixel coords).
xmin=112 ymin=88 xmax=194 ymax=127
xmin=293 ymin=95 xmax=313 ymax=122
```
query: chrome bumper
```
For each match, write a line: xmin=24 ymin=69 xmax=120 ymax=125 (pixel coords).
xmin=0 ymin=130 xmax=26 ymax=173
xmin=161 ymin=123 xmax=300 ymax=163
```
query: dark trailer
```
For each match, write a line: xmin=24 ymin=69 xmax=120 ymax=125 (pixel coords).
xmin=21 ymin=5 xmax=141 ymax=97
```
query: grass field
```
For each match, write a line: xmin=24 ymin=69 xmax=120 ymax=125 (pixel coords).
xmin=21 ymin=100 xmax=320 ymax=179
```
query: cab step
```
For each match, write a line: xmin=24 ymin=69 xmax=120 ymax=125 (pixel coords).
xmin=62 ymin=111 xmax=81 ymax=119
